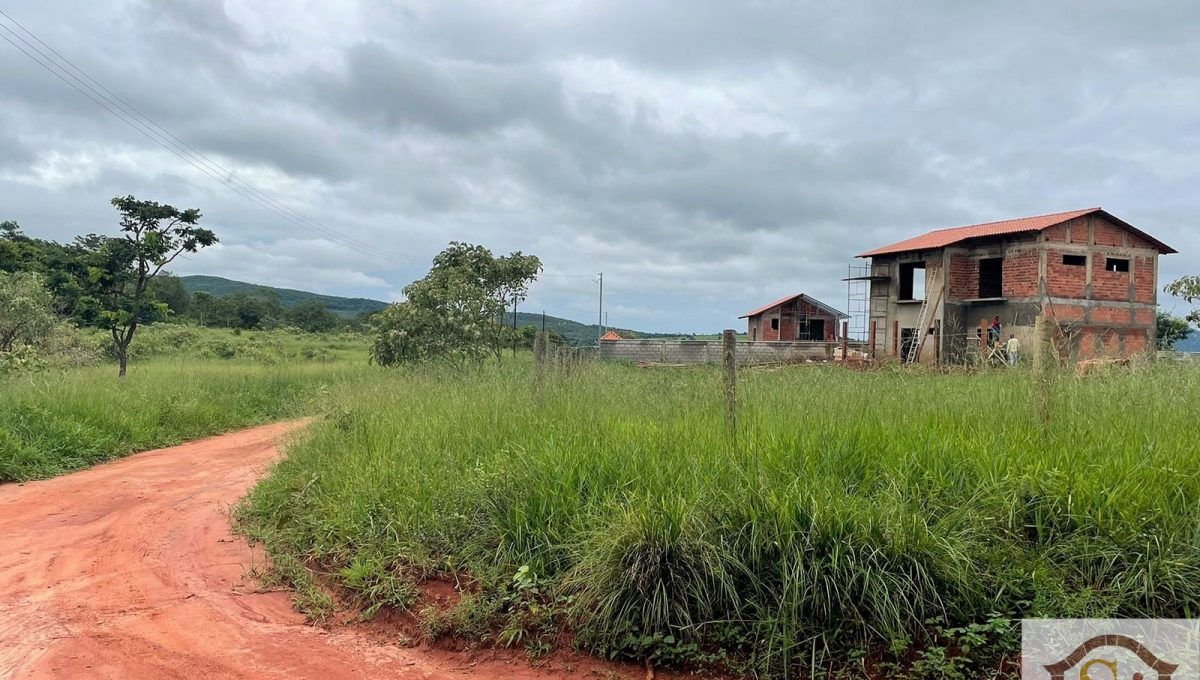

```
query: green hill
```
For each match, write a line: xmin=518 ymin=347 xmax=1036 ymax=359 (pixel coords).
xmin=500 ymin=312 xmax=679 ymax=346
xmin=179 ymin=275 xmax=389 ymax=319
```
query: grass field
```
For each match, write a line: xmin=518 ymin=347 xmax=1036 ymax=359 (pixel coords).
xmin=81 ymin=324 xmax=373 ymax=364
xmin=237 ymin=359 xmax=1200 ymax=676
xmin=0 ymin=351 xmax=373 ymax=482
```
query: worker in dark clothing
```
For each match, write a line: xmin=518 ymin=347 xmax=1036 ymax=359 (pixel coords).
xmin=988 ymin=315 xmax=1002 ymax=347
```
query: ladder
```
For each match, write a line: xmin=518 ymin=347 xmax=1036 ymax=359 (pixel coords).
xmin=905 ymin=267 xmax=944 ymax=364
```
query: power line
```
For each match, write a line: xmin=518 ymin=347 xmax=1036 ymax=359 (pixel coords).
xmin=0 ymin=10 xmax=419 ymax=265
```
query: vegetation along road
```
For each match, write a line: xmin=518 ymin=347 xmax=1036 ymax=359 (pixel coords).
xmin=0 ymin=421 xmax=650 ymax=680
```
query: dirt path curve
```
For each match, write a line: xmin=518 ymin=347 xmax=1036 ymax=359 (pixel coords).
xmin=0 ymin=422 xmax=644 ymax=680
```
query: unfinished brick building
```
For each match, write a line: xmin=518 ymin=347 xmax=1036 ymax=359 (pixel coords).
xmin=855 ymin=208 xmax=1175 ymax=362
xmin=739 ymin=293 xmax=848 ymax=342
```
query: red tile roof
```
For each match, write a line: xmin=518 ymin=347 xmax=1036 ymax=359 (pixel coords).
xmin=739 ymin=293 xmax=848 ymax=320
xmin=858 ymin=208 xmax=1176 ymax=257
xmin=599 ymin=330 xmax=623 ymax=341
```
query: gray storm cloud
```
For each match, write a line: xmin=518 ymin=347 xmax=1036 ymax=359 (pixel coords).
xmin=1 ymin=0 xmax=1197 ymax=330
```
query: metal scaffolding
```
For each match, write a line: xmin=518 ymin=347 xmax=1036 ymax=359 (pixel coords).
xmin=845 ymin=262 xmax=871 ymax=342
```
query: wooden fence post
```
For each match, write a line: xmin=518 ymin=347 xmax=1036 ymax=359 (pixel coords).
xmin=934 ymin=319 xmax=941 ymax=366
xmin=892 ymin=320 xmax=900 ymax=357
xmin=533 ymin=331 xmax=548 ymax=385
xmin=841 ymin=321 xmax=849 ymax=361
xmin=722 ymin=329 xmax=737 ymax=440
xmin=1032 ymin=314 xmax=1053 ymax=429
xmin=868 ymin=321 xmax=877 ymax=360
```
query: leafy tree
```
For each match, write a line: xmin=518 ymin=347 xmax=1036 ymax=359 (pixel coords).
xmin=371 ymin=242 xmax=541 ymax=366
xmin=90 ymin=196 xmax=217 ymax=377
xmin=507 ymin=324 xmax=567 ymax=350
xmin=1 ymin=223 xmax=95 ymax=320
xmin=286 ymin=299 xmax=342 ymax=333
xmin=1166 ymin=276 xmax=1200 ymax=325
xmin=191 ymin=290 xmax=217 ymax=326
xmin=147 ymin=273 xmax=191 ymax=317
xmin=0 ymin=271 xmax=57 ymax=353
xmin=0 ymin=221 xmax=28 ymax=272
xmin=229 ymin=292 xmax=285 ymax=330
xmin=369 ymin=302 xmax=438 ymax=366
xmin=348 ymin=309 xmax=382 ymax=333
xmin=1156 ymin=312 xmax=1193 ymax=350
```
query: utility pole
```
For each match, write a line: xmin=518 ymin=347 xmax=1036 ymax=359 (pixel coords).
xmin=597 ymin=272 xmax=604 ymax=345
xmin=512 ymin=297 xmax=518 ymax=357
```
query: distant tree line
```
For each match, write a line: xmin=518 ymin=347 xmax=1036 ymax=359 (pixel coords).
xmin=189 ymin=291 xmax=370 ymax=333
xmin=2 ymin=219 xmax=368 ymax=336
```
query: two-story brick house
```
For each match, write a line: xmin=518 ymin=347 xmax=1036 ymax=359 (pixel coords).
xmin=856 ymin=208 xmax=1175 ymax=362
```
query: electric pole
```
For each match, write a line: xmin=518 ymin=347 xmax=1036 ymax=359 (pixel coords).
xmin=597 ymin=272 xmax=604 ymax=345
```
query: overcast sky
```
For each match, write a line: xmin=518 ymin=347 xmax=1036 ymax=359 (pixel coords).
xmin=1 ymin=1 xmax=1197 ymax=332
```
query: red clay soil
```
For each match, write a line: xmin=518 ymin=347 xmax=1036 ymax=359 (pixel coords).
xmin=0 ymin=422 xmax=657 ymax=680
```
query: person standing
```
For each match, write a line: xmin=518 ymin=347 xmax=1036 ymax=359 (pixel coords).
xmin=988 ymin=315 xmax=1003 ymax=347
xmin=1006 ymin=333 xmax=1020 ymax=366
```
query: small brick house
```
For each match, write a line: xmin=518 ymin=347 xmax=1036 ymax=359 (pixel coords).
xmin=857 ymin=208 xmax=1175 ymax=362
xmin=739 ymin=293 xmax=848 ymax=342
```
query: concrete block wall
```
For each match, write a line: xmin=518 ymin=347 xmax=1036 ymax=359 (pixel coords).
xmin=598 ymin=339 xmax=851 ymax=365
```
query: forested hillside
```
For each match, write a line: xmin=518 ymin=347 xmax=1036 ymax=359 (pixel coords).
xmin=499 ymin=311 xmax=680 ymax=346
xmin=180 ymin=276 xmax=388 ymax=318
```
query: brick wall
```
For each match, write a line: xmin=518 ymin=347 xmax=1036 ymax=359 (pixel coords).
xmin=1091 ymin=257 xmax=1131 ymax=302
xmin=1090 ymin=306 xmax=1130 ymax=325
xmin=1045 ymin=302 xmax=1086 ymax=322
xmin=1046 ymin=250 xmax=1088 ymax=298
xmin=1134 ymin=255 xmax=1156 ymax=303
xmin=598 ymin=339 xmax=853 ymax=365
xmin=760 ymin=316 xmax=780 ymax=341
xmin=1093 ymin=214 xmax=1157 ymax=249
xmin=948 ymin=253 xmax=974 ymax=300
xmin=1125 ymin=331 xmax=1148 ymax=354
xmin=1043 ymin=223 xmax=1069 ymax=242
xmin=1093 ymin=217 xmax=1126 ymax=247
xmin=1003 ymin=250 xmax=1040 ymax=297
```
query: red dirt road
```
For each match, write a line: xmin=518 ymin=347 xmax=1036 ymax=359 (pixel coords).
xmin=0 ymin=422 xmax=646 ymax=680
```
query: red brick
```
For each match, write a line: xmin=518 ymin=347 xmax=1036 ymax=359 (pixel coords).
xmin=1002 ymin=250 xmax=1040 ymax=297
xmin=1046 ymin=250 xmax=1087 ymax=298
xmin=1125 ymin=332 xmax=1148 ymax=353
xmin=1091 ymin=307 xmax=1129 ymax=325
xmin=948 ymin=253 xmax=975 ymax=300
xmin=1047 ymin=303 xmax=1086 ymax=322
xmin=1134 ymin=256 xmax=1156 ymax=303
xmin=1044 ymin=222 xmax=1070 ymax=242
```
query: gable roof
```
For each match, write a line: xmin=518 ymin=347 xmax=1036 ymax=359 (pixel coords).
xmin=858 ymin=208 xmax=1176 ymax=257
xmin=739 ymin=293 xmax=848 ymax=320
xmin=599 ymin=330 xmax=622 ymax=341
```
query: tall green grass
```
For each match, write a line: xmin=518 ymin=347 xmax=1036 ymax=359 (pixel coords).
xmin=0 ymin=359 xmax=373 ymax=481
xmin=238 ymin=361 xmax=1200 ymax=676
